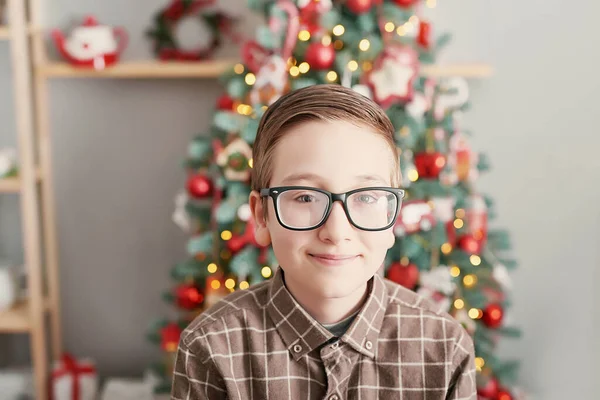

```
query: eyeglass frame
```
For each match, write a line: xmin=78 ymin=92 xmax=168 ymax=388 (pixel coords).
xmin=259 ymin=186 xmax=406 ymax=232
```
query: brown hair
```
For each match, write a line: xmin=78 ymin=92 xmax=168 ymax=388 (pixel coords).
xmin=250 ymin=84 xmax=401 ymax=193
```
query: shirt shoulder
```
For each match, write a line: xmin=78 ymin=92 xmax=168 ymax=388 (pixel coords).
xmin=382 ymin=278 xmax=472 ymax=351
xmin=180 ymin=279 xmax=271 ymax=347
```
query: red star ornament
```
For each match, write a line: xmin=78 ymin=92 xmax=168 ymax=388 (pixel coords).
xmin=363 ymin=44 xmax=419 ymax=108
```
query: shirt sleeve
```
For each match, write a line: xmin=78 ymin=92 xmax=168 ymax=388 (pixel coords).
xmin=171 ymin=334 xmax=228 ymax=400
xmin=445 ymin=329 xmax=477 ymax=400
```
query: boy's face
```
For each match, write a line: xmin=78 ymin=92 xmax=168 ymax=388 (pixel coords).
xmin=249 ymin=120 xmax=396 ymax=301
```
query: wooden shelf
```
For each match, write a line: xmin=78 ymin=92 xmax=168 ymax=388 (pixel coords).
xmin=0 ymin=298 xmax=50 ymax=333
xmin=37 ymin=60 xmax=493 ymax=79
xmin=38 ymin=59 xmax=238 ymax=79
xmin=0 ymin=169 xmax=42 ymax=193
xmin=421 ymin=63 xmax=494 ymax=78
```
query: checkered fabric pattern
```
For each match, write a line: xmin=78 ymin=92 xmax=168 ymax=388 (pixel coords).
xmin=171 ymin=267 xmax=476 ymax=399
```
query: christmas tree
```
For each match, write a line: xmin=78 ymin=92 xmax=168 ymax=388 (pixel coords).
xmin=148 ymin=0 xmax=522 ymax=398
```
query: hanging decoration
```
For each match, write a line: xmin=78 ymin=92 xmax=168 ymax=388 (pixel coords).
xmin=147 ymin=0 xmax=238 ymax=61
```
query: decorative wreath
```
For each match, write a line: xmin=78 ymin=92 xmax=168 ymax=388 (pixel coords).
xmin=147 ymin=0 xmax=239 ymax=61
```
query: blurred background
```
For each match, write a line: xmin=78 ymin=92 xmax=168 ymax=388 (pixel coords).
xmin=0 ymin=0 xmax=599 ymax=399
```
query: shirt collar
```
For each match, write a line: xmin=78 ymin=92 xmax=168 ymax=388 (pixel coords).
xmin=266 ymin=267 xmax=388 ymax=361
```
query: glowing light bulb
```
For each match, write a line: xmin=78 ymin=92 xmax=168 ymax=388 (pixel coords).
xmin=225 ymin=279 xmax=235 ymax=289
xmin=333 ymin=25 xmax=345 ymax=36
xmin=245 ymin=73 xmax=256 ymax=85
xmin=299 ymin=62 xmax=310 ymax=73
xmin=441 ymin=243 xmax=452 ymax=254
xmin=348 ymin=60 xmax=358 ymax=71
xmin=261 ymin=266 xmax=272 ymax=278
xmin=470 ymin=255 xmax=482 ymax=266
xmin=326 ymin=71 xmax=338 ymax=81
xmin=359 ymin=39 xmax=370 ymax=51
xmin=234 ymin=64 xmax=244 ymax=74
xmin=450 ymin=266 xmax=461 ymax=277
xmin=221 ymin=230 xmax=232 ymax=240
xmin=207 ymin=263 xmax=217 ymax=273
xmin=408 ymin=169 xmax=419 ymax=182
xmin=298 ymin=30 xmax=311 ymax=41
xmin=239 ymin=281 xmax=250 ymax=290
xmin=454 ymin=299 xmax=465 ymax=310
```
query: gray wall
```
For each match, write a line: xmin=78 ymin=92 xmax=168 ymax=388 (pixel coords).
xmin=1 ymin=0 xmax=598 ymax=399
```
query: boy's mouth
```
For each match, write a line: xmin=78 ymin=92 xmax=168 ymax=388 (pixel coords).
xmin=309 ymin=253 xmax=359 ymax=266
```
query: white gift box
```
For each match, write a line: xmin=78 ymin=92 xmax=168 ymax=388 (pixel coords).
xmin=0 ymin=367 xmax=34 ymax=400
xmin=100 ymin=369 xmax=161 ymax=400
xmin=51 ymin=355 xmax=98 ymax=400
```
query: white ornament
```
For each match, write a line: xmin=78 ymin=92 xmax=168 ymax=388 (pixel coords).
xmin=352 ymin=84 xmax=372 ymax=99
xmin=370 ymin=57 xmax=414 ymax=99
xmin=405 ymin=93 xmax=428 ymax=120
xmin=417 ymin=286 xmax=451 ymax=314
xmin=493 ymin=263 xmax=513 ymax=290
xmin=419 ymin=266 xmax=456 ymax=295
xmin=430 ymin=197 xmax=455 ymax=223
xmin=250 ymin=55 xmax=289 ymax=106
xmin=237 ymin=204 xmax=252 ymax=222
xmin=172 ymin=191 xmax=191 ymax=232
xmin=0 ymin=148 xmax=17 ymax=178
xmin=0 ymin=264 xmax=18 ymax=312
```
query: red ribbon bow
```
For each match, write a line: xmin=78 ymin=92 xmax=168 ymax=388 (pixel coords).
xmin=50 ymin=353 xmax=95 ymax=400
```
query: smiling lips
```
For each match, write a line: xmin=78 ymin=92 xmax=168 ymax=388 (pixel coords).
xmin=309 ymin=253 xmax=359 ymax=266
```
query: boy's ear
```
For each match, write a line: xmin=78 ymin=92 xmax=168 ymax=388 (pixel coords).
xmin=249 ymin=190 xmax=272 ymax=247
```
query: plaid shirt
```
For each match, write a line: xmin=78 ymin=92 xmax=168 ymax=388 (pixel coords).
xmin=172 ymin=267 xmax=476 ymax=399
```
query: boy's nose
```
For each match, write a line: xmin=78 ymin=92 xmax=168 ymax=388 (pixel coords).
xmin=317 ymin=201 xmax=352 ymax=244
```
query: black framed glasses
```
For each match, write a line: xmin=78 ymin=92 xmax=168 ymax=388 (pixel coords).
xmin=260 ymin=186 xmax=405 ymax=231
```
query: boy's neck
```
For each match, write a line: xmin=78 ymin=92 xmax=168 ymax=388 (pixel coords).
xmin=283 ymin=276 xmax=370 ymax=325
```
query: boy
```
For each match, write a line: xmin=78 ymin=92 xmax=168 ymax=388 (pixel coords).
xmin=171 ymin=84 xmax=476 ymax=399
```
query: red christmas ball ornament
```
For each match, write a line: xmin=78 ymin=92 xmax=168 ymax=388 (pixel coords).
xmin=305 ymin=42 xmax=335 ymax=70
xmin=496 ymin=389 xmax=514 ymax=400
xmin=417 ymin=21 xmax=432 ymax=48
xmin=160 ymin=323 xmax=182 ymax=352
xmin=458 ymin=234 xmax=483 ymax=255
xmin=346 ymin=0 xmax=373 ymax=15
xmin=414 ymin=152 xmax=446 ymax=178
xmin=386 ymin=262 xmax=419 ymax=290
xmin=482 ymin=303 xmax=504 ymax=329
xmin=187 ymin=173 xmax=213 ymax=199
xmin=393 ymin=0 xmax=418 ymax=8
xmin=217 ymin=94 xmax=234 ymax=111
xmin=477 ymin=376 xmax=499 ymax=398
xmin=175 ymin=283 xmax=204 ymax=310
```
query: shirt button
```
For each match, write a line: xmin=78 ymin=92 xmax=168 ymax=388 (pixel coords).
xmin=331 ymin=342 xmax=339 ymax=349
xmin=329 ymin=395 xmax=339 ymax=400
xmin=293 ymin=344 xmax=302 ymax=353
xmin=365 ymin=340 xmax=373 ymax=350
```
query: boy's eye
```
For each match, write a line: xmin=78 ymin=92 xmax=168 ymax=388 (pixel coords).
xmin=355 ymin=193 xmax=377 ymax=204
xmin=294 ymin=194 xmax=316 ymax=203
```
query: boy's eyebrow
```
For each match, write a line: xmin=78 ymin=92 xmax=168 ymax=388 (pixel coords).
xmin=279 ymin=173 xmax=388 ymax=185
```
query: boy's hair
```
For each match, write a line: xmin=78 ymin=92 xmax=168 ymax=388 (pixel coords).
xmin=251 ymin=84 xmax=401 ymax=193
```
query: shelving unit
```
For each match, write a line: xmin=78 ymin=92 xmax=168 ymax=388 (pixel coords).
xmin=0 ymin=1 xmax=494 ymax=398
xmin=0 ymin=1 xmax=61 ymax=399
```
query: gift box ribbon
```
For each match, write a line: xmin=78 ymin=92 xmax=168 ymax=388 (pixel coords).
xmin=50 ymin=353 xmax=95 ymax=400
